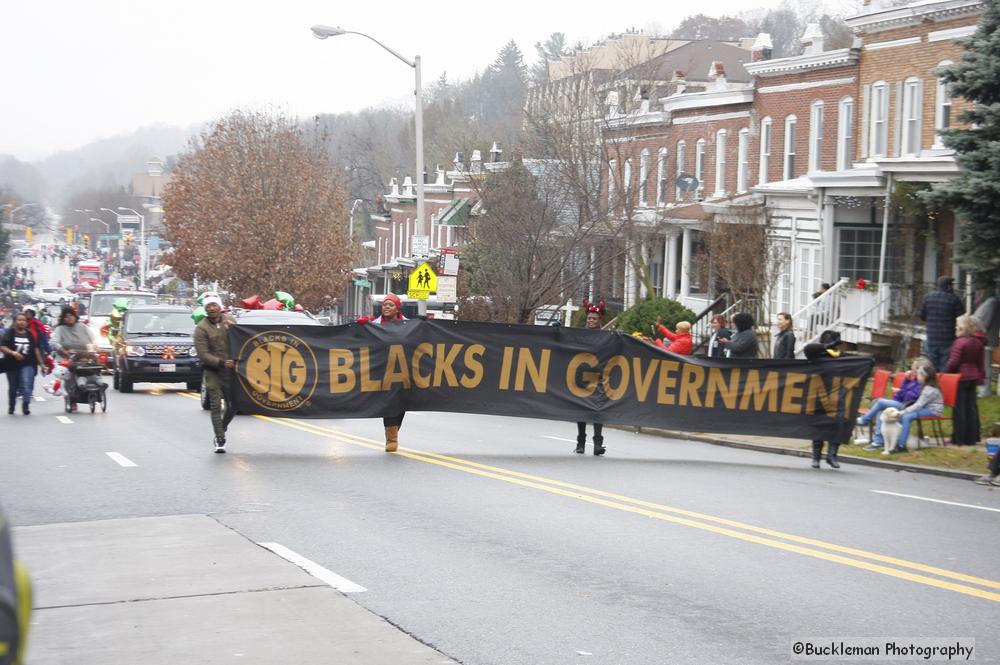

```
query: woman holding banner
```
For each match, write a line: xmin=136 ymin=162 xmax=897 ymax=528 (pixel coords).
xmin=371 ymin=294 xmax=407 ymax=452
xmin=575 ymin=301 xmax=607 ymax=456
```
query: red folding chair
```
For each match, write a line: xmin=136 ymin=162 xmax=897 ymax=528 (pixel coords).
xmin=916 ymin=373 xmax=960 ymax=446
xmin=856 ymin=368 xmax=892 ymax=442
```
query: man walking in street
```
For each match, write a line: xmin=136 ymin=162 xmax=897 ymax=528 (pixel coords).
xmin=193 ymin=295 xmax=235 ymax=453
xmin=918 ymin=276 xmax=965 ymax=371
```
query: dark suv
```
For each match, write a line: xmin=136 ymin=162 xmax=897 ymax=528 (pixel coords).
xmin=113 ymin=305 xmax=202 ymax=393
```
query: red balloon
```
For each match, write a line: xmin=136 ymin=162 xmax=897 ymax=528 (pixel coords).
xmin=241 ymin=295 xmax=263 ymax=310
xmin=293 ymin=304 xmax=304 ymax=312
xmin=262 ymin=298 xmax=283 ymax=310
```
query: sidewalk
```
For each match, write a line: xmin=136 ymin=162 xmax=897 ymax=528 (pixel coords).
xmin=620 ymin=426 xmax=983 ymax=481
xmin=15 ymin=514 xmax=457 ymax=665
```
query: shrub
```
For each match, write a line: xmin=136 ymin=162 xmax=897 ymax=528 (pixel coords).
xmin=613 ymin=298 xmax=696 ymax=336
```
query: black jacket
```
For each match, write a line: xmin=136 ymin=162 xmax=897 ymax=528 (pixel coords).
xmin=773 ymin=329 xmax=796 ymax=359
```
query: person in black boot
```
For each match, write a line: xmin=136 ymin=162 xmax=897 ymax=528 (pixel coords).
xmin=810 ymin=441 xmax=823 ymax=469
xmin=826 ymin=443 xmax=841 ymax=468
xmin=573 ymin=301 xmax=607 ymax=456
xmin=804 ymin=336 xmax=847 ymax=470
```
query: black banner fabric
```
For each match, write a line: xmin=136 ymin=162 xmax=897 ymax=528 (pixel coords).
xmin=230 ymin=320 xmax=874 ymax=443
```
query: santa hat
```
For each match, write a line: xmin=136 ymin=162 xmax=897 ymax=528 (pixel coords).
xmin=203 ymin=296 xmax=223 ymax=310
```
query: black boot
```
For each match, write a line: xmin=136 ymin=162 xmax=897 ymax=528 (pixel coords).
xmin=7 ymin=400 xmax=14 ymax=415
xmin=21 ymin=401 xmax=29 ymax=416
xmin=574 ymin=435 xmax=585 ymax=454
xmin=826 ymin=443 xmax=841 ymax=469
xmin=811 ymin=441 xmax=823 ymax=469
xmin=593 ymin=435 xmax=606 ymax=456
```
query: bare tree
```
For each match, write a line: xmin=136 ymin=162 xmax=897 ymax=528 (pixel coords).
xmin=163 ymin=110 xmax=354 ymax=308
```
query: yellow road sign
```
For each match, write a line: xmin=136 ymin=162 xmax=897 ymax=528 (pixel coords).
xmin=407 ymin=262 xmax=437 ymax=300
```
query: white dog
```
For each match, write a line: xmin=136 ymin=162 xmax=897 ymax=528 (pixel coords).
xmin=880 ymin=407 xmax=903 ymax=454
xmin=44 ymin=364 xmax=71 ymax=397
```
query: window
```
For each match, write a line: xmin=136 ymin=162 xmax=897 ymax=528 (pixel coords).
xmin=837 ymin=227 xmax=894 ymax=282
xmin=714 ymin=129 xmax=727 ymax=196
xmin=607 ymin=159 xmax=616 ymax=209
xmin=837 ymin=97 xmax=854 ymax=170
xmin=737 ymin=129 xmax=750 ymax=193
xmin=656 ymin=148 xmax=667 ymax=206
xmin=759 ymin=117 xmax=772 ymax=185
xmin=870 ymin=82 xmax=889 ymax=157
xmin=935 ymin=61 xmax=953 ymax=147
xmin=639 ymin=150 xmax=649 ymax=206
xmin=798 ymin=244 xmax=822 ymax=310
xmin=695 ymin=139 xmax=706 ymax=197
xmin=901 ymin=77 xmax=923 ymax=156
xmin=783 ymin=115 xmax=797 ymax=180
xmin=623 ymin=159 xmax=633 ymax=206
xmin=809 ymin=101 xmax=824 ymax=172
xmin=675 ymin=141 xmax=686 ymax=200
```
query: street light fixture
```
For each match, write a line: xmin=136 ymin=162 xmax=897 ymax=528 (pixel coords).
xmin=118 ymin=207 xmax=147 ymax=289
xmin=311 ymin=24 xmax=425 ymax=244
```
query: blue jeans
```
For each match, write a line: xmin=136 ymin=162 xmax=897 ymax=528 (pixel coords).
xmin=875 ymin=407 xmax=935 ymax=448
xmin=924 ymin=342 xmax=951 ymax=372
xmin=6 ymin=365 xmax=37 ymax=407
xmin=859 ymin=398 xmax=903 ymax=426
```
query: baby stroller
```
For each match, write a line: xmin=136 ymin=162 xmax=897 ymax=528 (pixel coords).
xmin=65 ymin=354 xmax=108 ymax=414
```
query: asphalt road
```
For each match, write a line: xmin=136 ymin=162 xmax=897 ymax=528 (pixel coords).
xmin=4 ymin=251 xmax=1000 ymax=664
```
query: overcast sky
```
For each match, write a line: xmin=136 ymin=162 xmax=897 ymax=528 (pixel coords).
xmin=1 ymin=0 xmax=852 ymax=161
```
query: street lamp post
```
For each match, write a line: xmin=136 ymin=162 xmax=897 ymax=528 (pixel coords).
xmin=118 ymin=207 xmax=147 ymax=289
xmin=311 ymin=24 xmax=425 ymax=244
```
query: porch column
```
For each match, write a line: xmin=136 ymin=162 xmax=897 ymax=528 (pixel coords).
xmin=638 ymin=241 xmax=649 ymax=300
xmin=680 ymin=227 xmax=692 ymax=299
xmin=624 ymin=240 xmax=635 ymax=308
xmin=665 ymin=232 xmax=678 ymax=298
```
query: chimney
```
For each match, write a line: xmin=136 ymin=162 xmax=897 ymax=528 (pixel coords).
xmin=434 ymin=165 xmax=445 ymax=186
xmin=453 ymin=151 xmax=465 ymax=171
xmin=707 ymin=61 xmax=727 ymax=91
xmin=800 ymin=23 xmax=824 ymax=55
xmin=672 ymin=70 xmax=686 ymax=95
xmin=402 ymin=176 xmax=414 ymax=196
xmin=751 ymin=33 xmax=773 ymax=62
xmin=490 ymin=142 xmax=503 ymax=163
xmin=470 ymin=149 xmax=482 ymax=173
xmin=389 ymin=177 xmax=399 ymax=197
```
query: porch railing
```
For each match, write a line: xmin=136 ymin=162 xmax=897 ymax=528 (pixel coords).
xmin=791 ymin=278 xmax=849 ymax=354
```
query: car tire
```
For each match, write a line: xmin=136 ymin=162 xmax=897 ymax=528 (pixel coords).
xmin=120 ymin=377 xmax=133 ymax=393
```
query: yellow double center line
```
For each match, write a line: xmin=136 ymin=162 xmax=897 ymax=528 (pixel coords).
xmin=174 ymin=391 xmax=1000 ymax=603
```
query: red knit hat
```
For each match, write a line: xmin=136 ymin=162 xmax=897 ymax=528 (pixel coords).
xmin=384 ymin=294 xmax=401 ymax=309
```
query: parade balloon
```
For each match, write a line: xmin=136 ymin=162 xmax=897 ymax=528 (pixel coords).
xmin=262 ymin=298 xmax=283 ymax=310
xmin=275 ymin=291 xmax=295 ymax=309
xmin=241 ymin=295 xmax=263 ymax=310
xmin=191 ymin=306 xmax=206 ymax=324
xmin=293 ymin=304 xmax=304 ymax=312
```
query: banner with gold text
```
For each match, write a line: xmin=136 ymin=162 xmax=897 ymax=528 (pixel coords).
xmin=230 ymin=320 xmax=874 ymax=443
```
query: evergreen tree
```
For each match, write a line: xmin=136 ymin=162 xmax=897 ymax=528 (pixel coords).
xmin=531 ymin=33 xmax=568 ymax=83
xmin=925 ymin=0 xmax=1000 ymax=286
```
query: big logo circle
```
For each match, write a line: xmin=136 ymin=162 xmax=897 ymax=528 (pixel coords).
xmin=237 ymin=331 xmax=318 ymax=411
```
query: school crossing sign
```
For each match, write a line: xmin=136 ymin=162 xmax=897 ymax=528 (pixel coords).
xmin=407 ymin=262 xmax=437 ymax=300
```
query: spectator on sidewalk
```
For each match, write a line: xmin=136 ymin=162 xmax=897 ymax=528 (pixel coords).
xmin=973 ymin=290 xmax=999 ymax=396
xmin=855 ymin=358 xmax=930 ymax=445
xmin=919 ymin=276 xmax=965 ymax=371
xmin=721 ymin=313 xmax=758 ymax=358
xmin=772 ymin=312 xmax=796 ymax=359
xmin=706 ymin=315 xmax=732 ymax=358
xmin=655 ymin=320 xmax=693 ymax=356
xmin=946 ymin=315 xmax=985 ymax=446
xmin=869 ymin=365 xmax=944 ymax=453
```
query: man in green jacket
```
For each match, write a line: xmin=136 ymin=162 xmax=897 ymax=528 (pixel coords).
xmin=194 ymin=296 xmax=235 ymax=453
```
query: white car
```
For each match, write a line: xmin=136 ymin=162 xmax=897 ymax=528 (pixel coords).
xmin=37 ymin=287 xmax=74 ymax=305
xmin=13 ymin=248 xmax=34 ymax=258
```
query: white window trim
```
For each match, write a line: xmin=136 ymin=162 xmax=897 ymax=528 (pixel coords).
xmin=934 ymin=61 xmax=953 ymax=149
xmin=869 ymin=81 xmax=889 ymax=158
xmin=607 ymin=159 xmax=616 ymax=210
xmin=783 ymin=115 xmax=798 ymax=181
xmin=759 ymin=117 xmax=772 ymax=185
xmin=675 ymin=141 xmax=686 ymax=201
xmin=737 ymin=128 xmax=749 ymax=193
xmin=656 ymin=147 xmax=667 ymax=206
xmin=837 ymin=97 xmax=854 ymax=171
xmin=714 ymin=129 xmax=727 ymax=197
xmin=901 ymin=77 xmax=923 ymax=157
xmin=809 ymin=101 xmax=824 ymax=173
xmin=695 ymin=139 xmax=706 ymax=198
xmin=638 ymin=149 xmax=649 ymax=206
xmin=623 ymin=159 xmax=633 ymax=206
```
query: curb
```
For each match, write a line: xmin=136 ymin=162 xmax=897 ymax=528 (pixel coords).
xmin=612 ymin=425 xmax=981 ymax=481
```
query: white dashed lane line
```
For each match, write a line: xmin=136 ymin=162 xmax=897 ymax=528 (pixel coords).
xmin=258 ymin=542 xmax=367 ymax=593
xmin=56 ymin=416 xmax=73 ymax=424
xmin=105 ymin=452 xmax=138 ymax=468
xmin=871 ymin=490 xmax=1000 ymax=513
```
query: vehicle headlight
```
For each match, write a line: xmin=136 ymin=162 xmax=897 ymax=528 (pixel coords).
xmin=125 ymin=345 xmax=146 ymax=357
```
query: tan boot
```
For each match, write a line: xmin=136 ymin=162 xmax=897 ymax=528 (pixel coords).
xmin=384 ymin=426 xmax=399 ymax=452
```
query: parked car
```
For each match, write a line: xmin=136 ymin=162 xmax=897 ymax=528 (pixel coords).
xmin=66 ymin=283 xmax=96 ymax=295
xmin=12 ymin=248 xmax=34 ymax=258
xmin=37 ymin=287 xmax=73 ymax=305
xmin=113 ymin=305 xmax=201 ymax=393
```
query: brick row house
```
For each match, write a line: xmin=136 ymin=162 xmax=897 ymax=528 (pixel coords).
xmin=596 ymin=0 xmax=982 ymax=351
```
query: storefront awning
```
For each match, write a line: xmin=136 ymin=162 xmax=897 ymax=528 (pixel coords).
xmin=436 ymin=198 xmax=472 ymax=226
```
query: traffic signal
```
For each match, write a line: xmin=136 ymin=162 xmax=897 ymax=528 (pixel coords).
xmin=66 ymin=228 xmax=73 ymax=244
xmin=83 ymin=234 xmax=90 ymax=247
xmin=25 ymin=227 xmax=32 ymax=242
